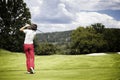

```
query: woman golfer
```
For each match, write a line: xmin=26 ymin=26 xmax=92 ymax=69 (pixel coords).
xmin=20 ymin=23 xmax=37 ymax=74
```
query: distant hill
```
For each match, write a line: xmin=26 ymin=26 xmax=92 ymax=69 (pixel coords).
xmin=36 ymin=30 xmax=73 ymax=44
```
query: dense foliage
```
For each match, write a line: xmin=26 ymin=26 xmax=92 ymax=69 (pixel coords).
xmin=70 ymin=23 xmax=120 ymax=54
xmin=103 ymin=28 xmax=120 ymax=52
xmin=0 ymin=0 xmax=31 ymax=52
xmin=36 ymin=23 xmax=120 ymax=55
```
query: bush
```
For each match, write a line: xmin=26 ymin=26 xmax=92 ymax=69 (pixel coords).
xmin=35 ymin=43 xmax=57 ymax=55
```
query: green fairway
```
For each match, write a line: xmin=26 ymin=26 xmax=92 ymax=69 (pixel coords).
xmin=0 ymin=49 xmax=120 ymax=80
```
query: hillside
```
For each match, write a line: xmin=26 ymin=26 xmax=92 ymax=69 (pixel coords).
xmin=36 ymin=30 xmax=73 ymax=44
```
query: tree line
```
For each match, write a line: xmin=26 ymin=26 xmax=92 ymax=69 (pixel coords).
xmin=35 ymin=23 xmax=120 ymax=55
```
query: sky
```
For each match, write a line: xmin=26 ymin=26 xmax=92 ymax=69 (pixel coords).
xmin=24 ymin=0 xmax=120 ymax=33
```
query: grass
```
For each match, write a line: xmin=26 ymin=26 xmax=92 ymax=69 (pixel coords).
xmin=0 ymin=49 xmax=120 ymax=80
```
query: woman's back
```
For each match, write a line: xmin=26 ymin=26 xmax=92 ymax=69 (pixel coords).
xmin=23 ymin=29 xmax=36 ymax=44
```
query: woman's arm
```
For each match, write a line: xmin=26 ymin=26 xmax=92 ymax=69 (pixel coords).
xmin=19 ymin=26 xmax=27 ymax=31
xmin=19 ymin=24 xmax=30 ymax=31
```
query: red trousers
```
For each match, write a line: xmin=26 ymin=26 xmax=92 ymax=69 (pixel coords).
xmin=24 ymin=44 xmax=35 ymax=72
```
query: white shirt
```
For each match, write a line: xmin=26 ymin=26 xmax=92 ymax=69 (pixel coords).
xmin=23 ymin=29 xmax=36 ymax=44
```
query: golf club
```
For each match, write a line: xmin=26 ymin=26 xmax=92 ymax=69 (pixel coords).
xmin=37 ymin=29 xmax=44 ymax=33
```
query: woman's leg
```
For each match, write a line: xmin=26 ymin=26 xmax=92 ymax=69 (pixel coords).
xmin=29 ymin=44 xmax=35 ymax=69
xmin=24 ymin=44 xmax=31 ymax=72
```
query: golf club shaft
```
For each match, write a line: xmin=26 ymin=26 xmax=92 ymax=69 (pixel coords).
xmin=37 ymin=29 xmax=44 ymax=33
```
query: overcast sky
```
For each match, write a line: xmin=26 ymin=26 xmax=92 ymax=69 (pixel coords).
xmin=24 ymin=0 xmax=120 ymax=33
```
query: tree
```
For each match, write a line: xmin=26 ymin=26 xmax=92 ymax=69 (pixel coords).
xmin=91 ymin=23 xmax=105 ymax=33
xmin=0 ymin=0 xmax=31 ymax=52
xmin=103 ymin=28 xmax=120 ymax=52
xmin=70 ymin=26 xmax=107 ymax=54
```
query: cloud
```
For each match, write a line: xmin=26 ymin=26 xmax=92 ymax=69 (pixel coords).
xmin=60 ymin=0 xmax=120 ymax=11
xmin=24 ymin=0 xmax=120 ymax=32
xmin=29 ymin=0 xmax=74 ymax=24
xmin=36 ymin=24 xmax=75 ymax=33
xmin=73 ymin=12 xmax=120 ymax=28
xmin=36 ymin=12 xmax=120 ymax=32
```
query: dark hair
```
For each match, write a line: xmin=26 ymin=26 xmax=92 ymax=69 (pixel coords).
xmin=27 ymin=26 xmax=32 ymax=29
xmin=31 ymin=24 xmax=37 ymax=31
